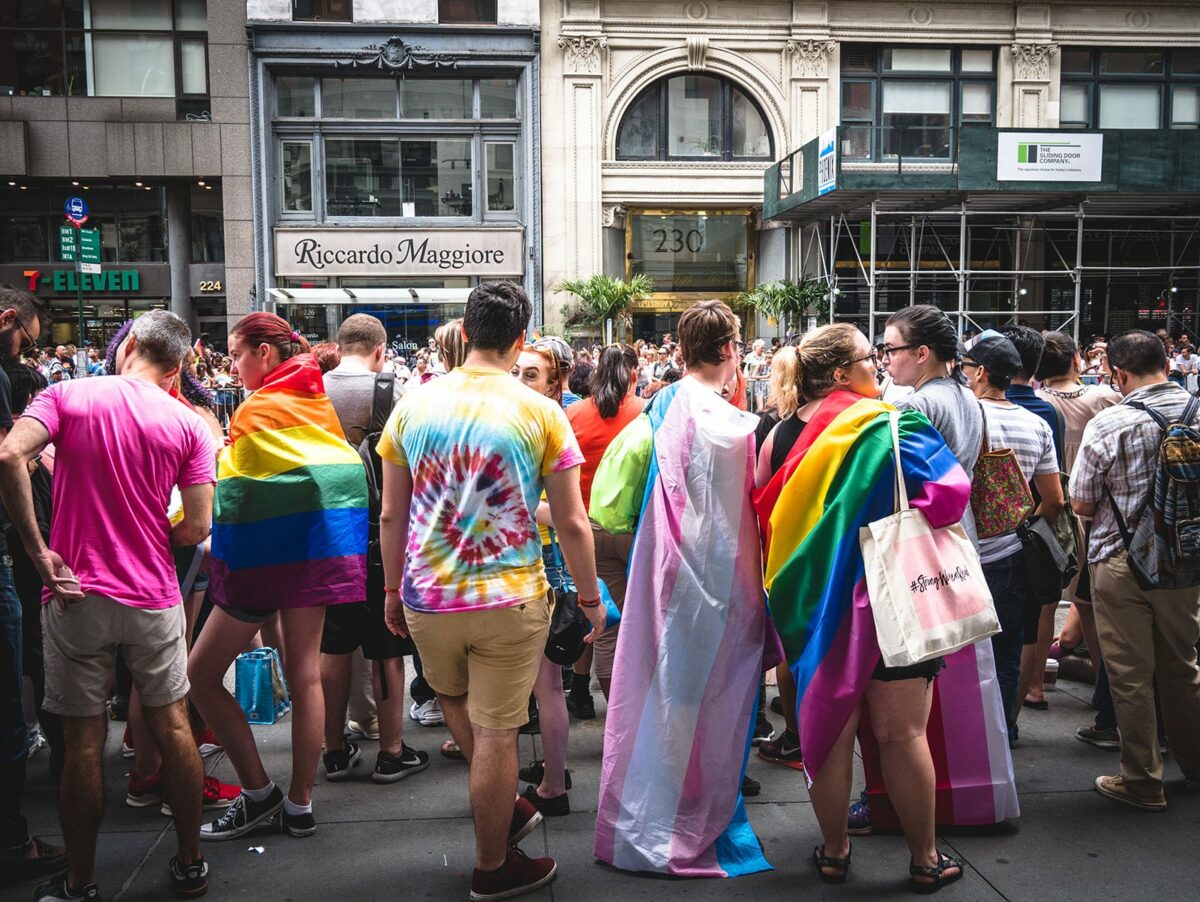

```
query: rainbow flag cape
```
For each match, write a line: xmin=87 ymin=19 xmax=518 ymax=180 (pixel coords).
xmin=210 ymin=355 xmax=368 ymax=612
xmin=593 ymin=378 xmax=771 ymax=878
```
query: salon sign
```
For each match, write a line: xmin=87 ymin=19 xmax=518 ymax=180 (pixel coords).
xmin=274 ymin=228 xmax=524 ymax=278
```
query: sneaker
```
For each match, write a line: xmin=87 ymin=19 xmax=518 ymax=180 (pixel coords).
xmin=281 ymin=807 xmax=316 ymax=838
xmin=162 ymin=775 xmax=241 ymax=816
xmin=520 ymin=783 xmax=570 ymax=817
xmin=509 ymin=796 xmax=543 ymax=845
xmin=769 ymin=695 xmax=784 ymax=716
xmin=121 ymin=725 xmax=134 ymax=759
xmin=469 ymin=846 xmax=556 ymax=902
xmin=31 ymin=875 xmax=100 ymax=901
xmin=409 ymin=698 xmax=445 ymax=726
xmin=758 ymin=732 xmax=804 ymax=770
xmin=323 ymin=741 xmax=361 ymax=782
xmin=108 ymin=695 xmax=128 ymax=722
xmin=847 ymin=788 xmax=873 ymax=835
xmin=373 ymin=744 xmax=430 ymax=783
xmin=1076 ymin=725 xmax=1121 ymax=750
xmin=566 ymin=692 xmax=595 ymax=721
xmin=751 ymin=716 xmax=775 ymax=747
xmin=518 ymin=698 xmax=540 ymax=736
xmin=0 ymin=836 xmax=66 ymax=890
xmin=200 ymin=787 xmax=284 ymax=841
xmin=346 ymin=717 xmax=380 ymax=741
xmin=168 ymin=855 xmax=209 ymax=899
xmin=518 ymin=759 xmax=573 ymax=791
xmin=26 ymin=731 xmax=46 ymax=759
xmin=741 ymin=774 xmax=761 ymax=798
xmin=126 ymin=771 xmax=165 ymax=808
xmin=1094 ymin=774 xmax=1166 ymax=811
xmin=194 ymin=729 xmax=222 ymax=758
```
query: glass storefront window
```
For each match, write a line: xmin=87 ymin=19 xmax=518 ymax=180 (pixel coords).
xmin=628 ymin=212 xmax=751 ymax=294
xmin=486 ymin=142 xmax=515 ymax=212
xmin=282 ymin=142 xmax=313 ymax=212
xmin=1060 ymin=83 xmax=1090 ymax=128
xmin=399 ymin=79 xmax=471 ymax=119
xmin=325 ymin=139 xmax=401 ymax=216
xmin=667 ymin=76 xmax=722 ymax=158
xmin=322 ymin=77 xmax=396 ymax=118
xmin=277 ymin=76 xmax=315 ymax=117
xmin=961 ymin=83 xmax=992 ymax=123
xmin=191 ymin=184 xmax=224 ymax=262
xmin=882 ymin=81 xmax=951 ymax=157
xmin=402 ymin=139 xmax=472 ymax=217
xmin=480 ymin=78 xmax=518 ymax=118
xmin=1173 ymin=86 xmax=1200 ymax=128
xmin=1099 ymin=83 xmax=1161 ymax=128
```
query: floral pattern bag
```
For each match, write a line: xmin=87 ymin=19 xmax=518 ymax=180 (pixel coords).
xmin=970 ymin=404 xmax=1034 ymax=539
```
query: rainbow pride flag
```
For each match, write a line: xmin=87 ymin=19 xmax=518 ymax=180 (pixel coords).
xmin=593 ymin=378 xmax=771 ymax=878
xmin=210 ymin=355 xmax=368 ymax=612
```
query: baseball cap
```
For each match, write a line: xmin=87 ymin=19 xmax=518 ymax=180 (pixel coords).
xmin=959 ymin=329 xmax=1022 ymax=381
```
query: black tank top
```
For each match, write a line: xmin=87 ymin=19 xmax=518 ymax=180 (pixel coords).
xmin=770 ymin=414 xmax=808 ymax=476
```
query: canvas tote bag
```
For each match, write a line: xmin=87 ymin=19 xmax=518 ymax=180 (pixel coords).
xmin=861 ymin=411 xmax=1000 ymax=667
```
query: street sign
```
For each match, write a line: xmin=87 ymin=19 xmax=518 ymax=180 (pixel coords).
xmin=80 ymin=263 xmax=101 ymax=275
xmin=59 ymin=225 xmax=78 ymax=262
xmin=79 ymin=228 xmax=101 ymax=264
xmin=64 ymin=195 xmax=89 ymax=226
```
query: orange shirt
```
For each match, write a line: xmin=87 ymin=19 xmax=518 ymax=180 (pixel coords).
xmin=567 ymin=394 xmax=646 ymax=510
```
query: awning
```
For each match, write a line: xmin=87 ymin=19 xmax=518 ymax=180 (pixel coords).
xmin=267 ymin=287 xmax=472 ymax=304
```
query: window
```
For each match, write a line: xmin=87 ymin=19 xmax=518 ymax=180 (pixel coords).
xmin=273 ymin=74 xmax=522 ymax=221
xmin=439 ymin=0 xmax=498 ymax=24
xmin=615 ymin=75 xmax=773 ymax=161
xmin=628 ymin=212 xmax=753 ymax=293
xmin=1060 ymin=49 xmax=1200 ymax=129
xmin=839 ymin=45 xmax=995 ymax=161
xmin=293 ymin=0 xmax=351 ymax=21
xmin=191 ymin=184 xmax=224 ymax=263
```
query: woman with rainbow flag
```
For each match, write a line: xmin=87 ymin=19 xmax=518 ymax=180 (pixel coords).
xmin=755 ymin=324 xmax=972 ymax=894
xmin=189 ymin=312 xmax=370 ymax=843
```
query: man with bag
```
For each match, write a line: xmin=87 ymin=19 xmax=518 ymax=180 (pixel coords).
xmin=318 ymin=314 xmax=429 ymax=785
xmin=1069 ymin=329 xmax=1200 ymax=810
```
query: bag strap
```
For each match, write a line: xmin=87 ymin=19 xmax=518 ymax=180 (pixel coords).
xmin=1103 ymin=483 xmax=1137 ymax=554
xmin=977 ymin=401 xmax=991 ymax=455
xmin=889 ymin=410 xmax=910 ymax=513
xmin=1125 ymin=399 xmax=1170 ymax=432
xmin=369 ymin=372 xmax=397 ymax=433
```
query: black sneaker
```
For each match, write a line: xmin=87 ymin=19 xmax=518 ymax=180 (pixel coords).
xmin=758 ymin=731 xmax=805 ymax=770
xmin=373 ymin=744 xmax=430 ymax=783
xmin=281 ymin=808 xmax=316 ymax=838
xmin=169 ymin=856 xmax=209 ymax=899
xmin=520 ymin=782 xmax=570 ymax=817
xmin=741 ymin=774 xmax=761 ymax=798
xmin=323 ymin=741 xmax=361 ymax=782
xmin=200 ymin=787 xmax=284 ymax=842
xmin=518 ymin=758 xmax=573 ymax=791
xmin=752 ymin=716 xmax=775 ymax=746
xmin=519 ymin=697 xmax=540 ymax=736
xmin=769 ymin=696 xmax=783 ymax=715
xmin=1076 ymin=725 xmax=1121 ymax=750
xmin=566 ymin=691 xmax=596 ymax=720
xmin=31 ymin=875 xmax=100 ymax=901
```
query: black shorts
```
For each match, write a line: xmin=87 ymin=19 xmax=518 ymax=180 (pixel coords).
xmin=320 ymin=595 xmax=415 ymax=660
xmin=871 ymin=656 xmax=945 ymax=683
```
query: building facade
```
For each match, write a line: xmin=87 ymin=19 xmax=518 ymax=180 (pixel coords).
xmin=544 ymin=0 xmax=1200 ymax=342
xmin=247 ymin=0 xmax=541 ymax=347
xmin=0 ymin=0 xmax=251 ymax=349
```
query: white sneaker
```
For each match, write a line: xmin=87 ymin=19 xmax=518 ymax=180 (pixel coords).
xmin=409 ymin=698 xmax=444 ymax=726
xmin=346 ymin=717 xmax=379 ymax=741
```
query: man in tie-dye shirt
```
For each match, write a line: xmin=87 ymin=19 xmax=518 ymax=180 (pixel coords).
xmin=378 ymin=281 xmax=604 ymax=901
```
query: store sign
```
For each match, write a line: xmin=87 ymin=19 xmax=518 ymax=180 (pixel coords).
xmin=274 ymin=228 xmax=524 ymax=278
xmin=817 ymin=127 xmax=838 ymax=196
xmin=997 ymin=132 xmax=1103 ymax=182
xmin=22 ymin=269 xmax=140 ymax=294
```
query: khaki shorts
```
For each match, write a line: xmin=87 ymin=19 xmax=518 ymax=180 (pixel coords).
xmin=591 ymin=524 xmax=633 ymax=682
xmin=406 ymin=596 xmax=551 ymax=730
xmin=41 ymin=596 xmax=189 ymax=717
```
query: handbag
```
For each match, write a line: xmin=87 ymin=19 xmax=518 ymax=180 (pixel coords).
xmin=1018 ymin=474 xmax=1080 ymax=605
xmin=544 ymin=533 xmax=589 ymax=666
xmin=970 ymin=403 xmax=1035 ymax=539
xmin=861 ymin=411 xmax=1001 ymax=667
xmin=235 ymin=647 xmax=291 ymax=725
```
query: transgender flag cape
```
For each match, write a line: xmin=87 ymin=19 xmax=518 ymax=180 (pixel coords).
xmin=210 ymin=355 xmax=368 ymax=613
xmin=756 ymin=392 xmax=1016 ymax=825
xmin=594 ymin=378 xmax=771 ymax=878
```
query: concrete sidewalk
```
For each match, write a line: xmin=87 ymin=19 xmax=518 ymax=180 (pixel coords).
xmin=6 ymin=673 xmax=1198 ymax=902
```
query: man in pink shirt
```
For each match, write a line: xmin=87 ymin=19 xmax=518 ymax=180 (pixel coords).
xmin=0 ymin=310 xmax=216 ymax=902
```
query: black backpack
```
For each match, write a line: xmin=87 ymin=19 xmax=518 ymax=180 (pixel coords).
xmin=355 ymin=372 xmax=397 ymax=528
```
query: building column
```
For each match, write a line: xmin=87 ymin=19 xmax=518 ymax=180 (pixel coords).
xmin=1009 ymin=43 xmax=1057 ymax=128
xmin=786 ymin=37 xmax=836 ymax=148
xmin=166 ymin=182 xmax=194 ymax=327
xmin=558 ymin=33 xmax=607 ymax=283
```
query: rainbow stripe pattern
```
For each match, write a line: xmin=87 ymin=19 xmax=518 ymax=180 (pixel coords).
xmin=594 ymin=379 xmax=771 ymax=878
xmin=210 ymin=355 xmax=368 ymax=612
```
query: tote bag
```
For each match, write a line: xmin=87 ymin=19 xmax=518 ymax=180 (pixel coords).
xmin=861 ymin=411 xmax=1000 ymax=667
xmin=235 ymin=647 xmax=291 ymax=725
xmin=970 ymin=404 xmax=1035 ymax=539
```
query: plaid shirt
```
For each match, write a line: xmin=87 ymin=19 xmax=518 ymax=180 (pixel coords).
xmin=1070 ymin=381 xmax=1195 ymax=563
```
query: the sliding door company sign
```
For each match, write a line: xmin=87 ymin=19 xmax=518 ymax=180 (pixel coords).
xmin=997 ymin=132 xmax=1103 ymax=182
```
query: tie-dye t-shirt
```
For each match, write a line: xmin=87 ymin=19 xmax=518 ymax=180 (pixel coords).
xmin=377 ymin=365 xmax=584 ymax=613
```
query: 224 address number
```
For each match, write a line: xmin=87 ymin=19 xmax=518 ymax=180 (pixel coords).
xmin=198 ymin=280 xmax=223 ymax=292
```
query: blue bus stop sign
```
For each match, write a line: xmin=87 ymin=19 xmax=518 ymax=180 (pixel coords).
xmin=64 ymin=195 xmax=89 ymax=224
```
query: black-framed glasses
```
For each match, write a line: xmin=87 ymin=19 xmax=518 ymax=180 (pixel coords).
xmin=13 ymin=314 xmax=35 ymax=353
xmin=850 ymin=351 xmax=879 ymax=365
xmin=879 ymin=343 xmax=918 ymax=359
xmin=960 ymin=360 xmax=980 ymax=369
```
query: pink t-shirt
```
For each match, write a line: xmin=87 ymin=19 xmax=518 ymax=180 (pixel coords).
xmin=25 ymin=377 xmax=217 ymax=609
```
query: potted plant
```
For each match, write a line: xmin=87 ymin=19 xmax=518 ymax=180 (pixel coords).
xmin=733 ymin=278 xmax=830 ymax=338
xmin=557 ymin=274 xmax=654 ymax=344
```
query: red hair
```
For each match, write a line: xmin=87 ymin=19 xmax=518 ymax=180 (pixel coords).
xmin=728 ymin=369 xmax=748 ymax=410
xmin=230 ymin=312 xmax=311 ymax=360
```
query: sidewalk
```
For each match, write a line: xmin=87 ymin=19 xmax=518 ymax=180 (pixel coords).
xmin=7 ymin=673 xmax=1198 ymax=902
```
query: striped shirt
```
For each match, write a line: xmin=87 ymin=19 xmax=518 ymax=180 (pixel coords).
xmin=1069 ymin=381 xmax=1194 ymax=564
xmin=977 ymin=400 xmax=1058 ymax=565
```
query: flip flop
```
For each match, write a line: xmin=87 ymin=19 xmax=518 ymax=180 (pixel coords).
xmin=440 ymin=739 xmax=465 ymax=760
xmin=1024 ymin=698 xmax=1049 ymax=711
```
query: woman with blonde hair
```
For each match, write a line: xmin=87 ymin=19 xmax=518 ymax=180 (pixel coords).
xmin=433 ymin=319 xmax=466 ymax=372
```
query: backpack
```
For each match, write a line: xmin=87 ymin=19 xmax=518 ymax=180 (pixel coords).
xmin=355 ymin=372 xmax=397 ymax=528
xmin=1106 ymin=394 xmax=1200 ymax=590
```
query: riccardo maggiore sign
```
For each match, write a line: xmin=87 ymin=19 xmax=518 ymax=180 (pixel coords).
xmin=274 ymin=228 xmax=524 ymax=278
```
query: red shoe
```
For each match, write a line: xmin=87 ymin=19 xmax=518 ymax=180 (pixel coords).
xmin=162 ymin=775 xmax=242 ymax=816
xmin=509 ymin=796 xmax=543 ymax=845
xmin=470 ymin=847 xmax=556 ymax=901
xmin=195 ymin=729 xmax=222 ymax=758
xmin=126 ymin=770 xmax=164 ymax=808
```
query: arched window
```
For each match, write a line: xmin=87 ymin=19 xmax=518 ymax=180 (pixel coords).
xmin=616 ymin=74 xmax=774 ymax=161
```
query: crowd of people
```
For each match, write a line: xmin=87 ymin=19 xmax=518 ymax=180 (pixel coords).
xmin=1 ymin=282 xmax=1199 ymax=902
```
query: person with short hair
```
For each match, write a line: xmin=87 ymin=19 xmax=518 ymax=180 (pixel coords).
xmin=0 ymin=309 xmax=215 ymax=900
xmin=379 ymin=282 xmax=604 ymax=900
xmin=1070 ymin=329 xmax=1200 ymax=810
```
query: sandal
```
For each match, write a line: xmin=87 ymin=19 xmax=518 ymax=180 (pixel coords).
xmin=440 ymin=739 xmax=465 ymax=760
xmin=812 ymin=842 xmax=851 ymax=884
xmin=910 ymin=850 xmax=963 ymax=895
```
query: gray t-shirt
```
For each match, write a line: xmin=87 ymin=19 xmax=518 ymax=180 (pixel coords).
xmin=895 ymin=376 xmax=983 ymax=546
xmin=323 ymin=361 xmax=405 ymax=447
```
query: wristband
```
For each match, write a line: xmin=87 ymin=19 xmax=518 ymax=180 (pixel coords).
xmin=384 ymin=586 xmax=400 ymax=594
xmin=578 ymin=595 xmax=601 ymax=608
